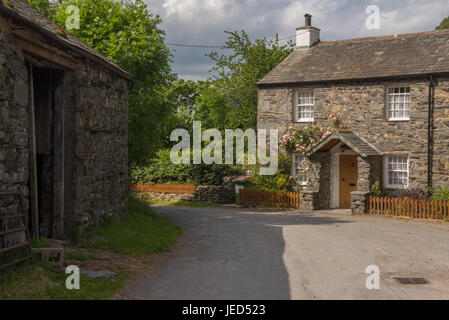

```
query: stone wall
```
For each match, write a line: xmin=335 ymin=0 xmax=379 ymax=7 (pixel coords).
xmin=194 ymin=185 xmax=235 ymax=204
xmin=0 ymin=22 xmax=129 ymax=239
xmin=0 ymin=25 xmax=29 ymax=220
xmin=357 ymin=156 xmax=382 ymax=193
xmin=258 ymin=78 xmax=449 ymax=193
xmin=351 ymin=191 xmax=369 ymax=215
xmin=433 ymin=80 xmax=449 ymax=188
xmin=301 ymin=152 xmax=331 ymax=210
xmin=135 ymin=192 xmax=195 ymax=202
xmin=65 ymin=63 xmax=129 ymax=237
xmin=134 ymin=178 xmax=237 ymax=205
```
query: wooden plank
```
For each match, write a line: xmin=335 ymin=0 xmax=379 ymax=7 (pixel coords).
xmin=443 ymin=201 xmax=449 ymax=219
xmin=0 ymin=227 xmax=26 ymax=237
xmin=0 ymin=256 xmax=31 ymax=270
xmin=52 ymin=71 xmax=65 ymax=239
xmin=0 ymin=214 xmax=26 ymax=221
xmin=27 ymin=65 xmax=39 ymax=239
xmin=13 ymin=30 xmax=77 ymax=69
xmin=0 ymin=241 xmax=30 ymax=255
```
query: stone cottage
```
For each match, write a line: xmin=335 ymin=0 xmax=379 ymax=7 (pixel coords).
xmin=258 ymin=14 xmax=449 ymax=214
xmin=0 ymin=0 xmax=131 ymax=239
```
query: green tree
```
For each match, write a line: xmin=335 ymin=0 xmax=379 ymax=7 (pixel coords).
xmin=437 ymin=17 xmax=449 ymax=30
xmin=27 ymin=0 xmax=54 ymax=16
xmin=162 ymin=79 xmax=203 ymax=144
xmin=37 ymin=0 xmax=174 ymax=164
xmin=196 ymin=31 xmax=294 ymax=131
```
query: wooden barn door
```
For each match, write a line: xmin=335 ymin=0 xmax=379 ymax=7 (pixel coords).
xmin=339 ymin=155 xmax=358 ymax=208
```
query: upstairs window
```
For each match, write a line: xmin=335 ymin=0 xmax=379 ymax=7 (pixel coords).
xmin=385 ymin=155 xmax=409 ymax=189
xmin=293 ymin=154 xmax=309 ymax=185
xmin=387 ymin=87 xmax=411 ymax=121
xmin=295 ymin=91 xmax=314 ymax=122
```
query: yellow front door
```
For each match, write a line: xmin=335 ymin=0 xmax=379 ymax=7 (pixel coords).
xmin=339 ymin=155 xmax=358 ymax=208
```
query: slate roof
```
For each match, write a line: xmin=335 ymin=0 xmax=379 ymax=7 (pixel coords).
xmin=258 ymin=29 xmax=449 ymax=86
xmin=0 ymin=0 xmax=132 ymax=80
xmin=307 ymin=130 xmax=382 ymax=158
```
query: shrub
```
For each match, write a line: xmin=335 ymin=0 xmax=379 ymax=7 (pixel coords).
xmin=131 ymin=149 xmax=246 ymax=186
xmin=431 ymin=186 xmax=449 ymax=201
xmin=370 ymin=180 xmax=385 ymax=197
xmin=249 ymin=153 xmax=297 ymax=192
xmin=394 ymin=187 xmax=430 ymax=201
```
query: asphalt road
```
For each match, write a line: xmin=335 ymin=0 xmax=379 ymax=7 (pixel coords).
xmin=117 ymin=206 xmax=449 ymax=300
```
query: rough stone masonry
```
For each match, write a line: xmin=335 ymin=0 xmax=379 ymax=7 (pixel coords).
xmin=258 ymin=78 xmax=449 ymax=211
xmin=0 ymin=1 xmax=131 ymax=240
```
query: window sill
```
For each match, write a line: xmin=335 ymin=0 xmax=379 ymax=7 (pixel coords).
xmin=295 ymin=119 xmax=314 ymax=123
xmin=385 ymin=185 xmax=409 ymax=190
xmin=387 ymin=118 xmax=410 ymax=122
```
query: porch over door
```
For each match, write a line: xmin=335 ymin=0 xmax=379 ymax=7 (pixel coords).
xmin=339 ymin=155 xmax=358 ymax=208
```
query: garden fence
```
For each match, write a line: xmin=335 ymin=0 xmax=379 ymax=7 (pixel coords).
xmin=131 ymin=183 xmax=196 ymax=194
xmin=239 ymin=189 xmax=301 ymax=209
xmin=368 ymin=196 xmax=449 ymax=220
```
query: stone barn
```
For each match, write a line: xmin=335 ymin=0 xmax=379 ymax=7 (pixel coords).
xmin=0 ymin=0 xmax=131 ymax=239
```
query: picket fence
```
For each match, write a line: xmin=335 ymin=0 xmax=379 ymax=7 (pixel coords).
xmin=239 ymin=189 xmax=301 ymax=209
xmin=368 ymin=196 xmax=449 ymax=220
xmin=131 ymin=183 xmax=196 ymax=194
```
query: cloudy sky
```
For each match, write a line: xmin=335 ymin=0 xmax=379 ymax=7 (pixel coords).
xmin=144 ymin=0 xmax=449 ymax=80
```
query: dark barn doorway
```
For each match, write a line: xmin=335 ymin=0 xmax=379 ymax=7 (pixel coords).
xmin=28 ymin=66 xmax=65 ymax=239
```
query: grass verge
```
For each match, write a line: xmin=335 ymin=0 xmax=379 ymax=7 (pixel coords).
xmin=0 ymin=197 xmax=181 ymax=300
xmin=78 ymin=197 xmax=182 ymax=255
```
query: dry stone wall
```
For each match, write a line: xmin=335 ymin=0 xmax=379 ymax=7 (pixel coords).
xmin=0 ymin=22 xmax=130 ymax=239
xmin=66 ymin=63 xmax=129 ymax=236
xmin=0 ymin=25 xmax=30 ymax=216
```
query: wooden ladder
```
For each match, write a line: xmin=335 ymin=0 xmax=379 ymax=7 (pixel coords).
xmin=0 ymin=191 xmax=33 ymax=269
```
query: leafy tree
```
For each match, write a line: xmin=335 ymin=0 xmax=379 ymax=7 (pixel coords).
xmin=31 ymin=0 xmax=174 ymax=164
xmin=27 ymin=0 xmax=54 ymax=16
xmin=161 ymin=79 xmax=204 ymax=147
xmin=196 ymin=31 xmax=294 ymax=131
xmin=437 ymin=17 xmax=449 ymax=30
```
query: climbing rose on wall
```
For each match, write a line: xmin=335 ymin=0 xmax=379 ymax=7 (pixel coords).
xmin=280 ymin=115 xmax=344 ymax=153
xmin=280 ymin=125 xmax=332 ymax=153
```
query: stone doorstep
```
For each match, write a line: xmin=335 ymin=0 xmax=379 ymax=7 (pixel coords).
xmin=31 ymin=247 xmax=64 ymax=267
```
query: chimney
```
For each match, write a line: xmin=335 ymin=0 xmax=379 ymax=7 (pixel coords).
xmin=296 ymin=14 xmax=320 ymax=49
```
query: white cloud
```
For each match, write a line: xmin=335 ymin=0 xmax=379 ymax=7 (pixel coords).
xmin=144 ymin=0 xmax=449 ymax=79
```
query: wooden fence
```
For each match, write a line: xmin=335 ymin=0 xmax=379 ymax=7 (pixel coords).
xmin=368 ymin=196 xmax=449 ymax=220
xmin=239 ymin=189 xmax=301 ymax=209
xmin=131 ymin=183 xmax=196 ymax=194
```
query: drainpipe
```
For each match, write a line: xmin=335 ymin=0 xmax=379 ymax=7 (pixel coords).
xmin=427 ymin=75 xmax=436 ymax=188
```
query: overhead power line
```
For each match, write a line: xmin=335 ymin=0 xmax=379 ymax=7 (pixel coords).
xmin=166 ymin=33 xmax=296 ymax=49
xmin=166 ymin=43 xmax=223 ymax=48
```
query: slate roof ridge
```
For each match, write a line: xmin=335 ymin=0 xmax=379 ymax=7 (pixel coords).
xmin=258 ymin=27 xmax=449 ymax=85
xmin=318 ymin=28 xmax=449 ymax=46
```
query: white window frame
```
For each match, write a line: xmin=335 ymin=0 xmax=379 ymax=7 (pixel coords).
xmin=295 ymin=90 xmax=314 ymax=122
xmin=293 ymin=154 xmax=309 ymax=185
xmin=386 ymin=86 xmax=411 ymax=121
xmin=384 ymin=155 xmax=409 ymax=189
